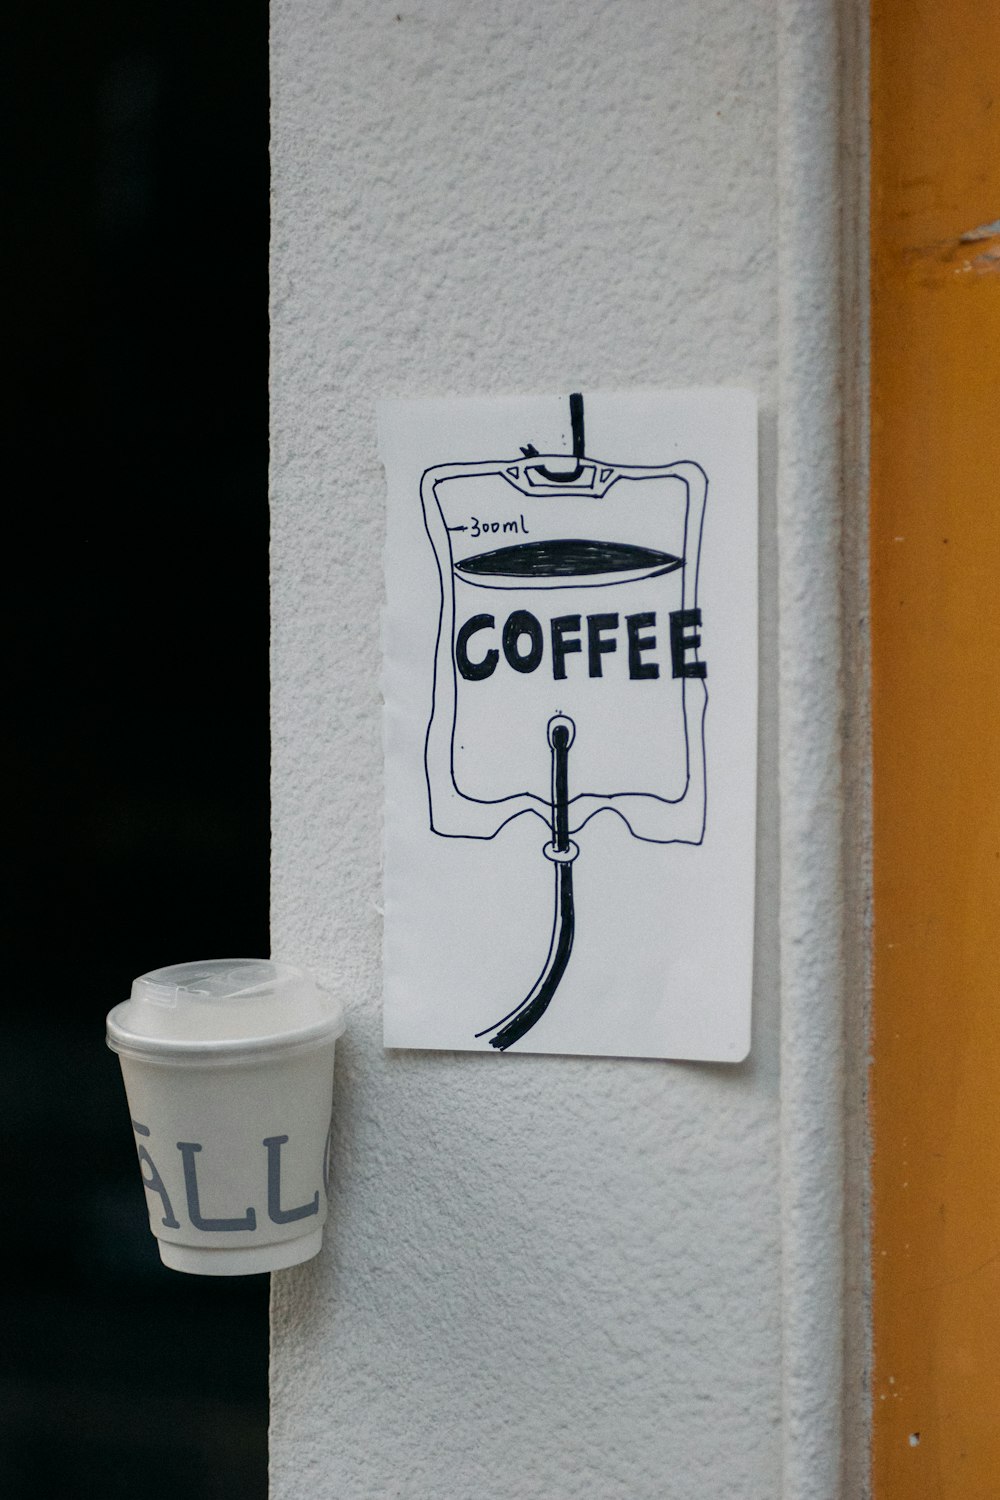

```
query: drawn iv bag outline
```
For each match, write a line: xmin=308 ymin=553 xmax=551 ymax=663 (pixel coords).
xmin=420 ymin=394 xmax=708 ymax=1050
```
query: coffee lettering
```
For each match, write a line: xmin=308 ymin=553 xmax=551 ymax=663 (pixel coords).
xmin=502 ymin=610 xmax=544 ymax=673
xmin=587 ymin=613 xmax=619 ymax=677
xmin=551 ymin=615 xmax=582 ymax=681
xmin=670 ymin=607 xmax=707 ymax=678
xmin=456 ymin=614 xmax=498 ymax=681
xmin=626 ymin=613 xmax=659 ymax=680
xmin=454 ymin=608 xmax=704 ymax=682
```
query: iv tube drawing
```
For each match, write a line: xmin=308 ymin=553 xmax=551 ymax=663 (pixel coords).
xmin=477 ymin=714 xmax=579 ymax=1051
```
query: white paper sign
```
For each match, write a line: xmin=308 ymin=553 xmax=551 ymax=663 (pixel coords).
xmin=380 ymin=389 xmax=757 ymax=1060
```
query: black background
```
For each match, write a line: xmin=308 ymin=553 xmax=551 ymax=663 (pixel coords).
xmin=7 ymin=4 xmax=270 ymax=1494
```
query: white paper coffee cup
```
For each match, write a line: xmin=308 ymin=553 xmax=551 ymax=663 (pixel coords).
xmin=106 ymin=959 xmax=345 ymax=1276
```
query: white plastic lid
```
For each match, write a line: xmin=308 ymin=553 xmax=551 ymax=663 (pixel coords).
xmin=106 ymin=958 xmax=345 ymax=1063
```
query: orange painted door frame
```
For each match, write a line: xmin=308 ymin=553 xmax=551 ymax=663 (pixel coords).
xmin=870 ymin=3 xmax=1000 ymax=1494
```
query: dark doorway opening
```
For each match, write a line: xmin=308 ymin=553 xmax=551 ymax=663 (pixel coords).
xmin=6 ymin=5 xmax=271 ymax=1495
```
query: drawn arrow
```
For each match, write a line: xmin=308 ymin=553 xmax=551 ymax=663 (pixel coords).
xmin=447 ymin=524 xmax=468 ymax=532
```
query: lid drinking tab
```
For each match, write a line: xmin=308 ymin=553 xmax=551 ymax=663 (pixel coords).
xmin=106 ymin=958 xmax=345 ymax=1058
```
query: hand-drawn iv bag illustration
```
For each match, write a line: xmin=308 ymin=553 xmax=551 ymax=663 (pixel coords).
xmin=421 ymin=394 xmax=708 ymax=1049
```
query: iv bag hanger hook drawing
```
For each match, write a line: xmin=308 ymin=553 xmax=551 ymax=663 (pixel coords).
xmin=527 ymin=391 xmax=587 ymax=483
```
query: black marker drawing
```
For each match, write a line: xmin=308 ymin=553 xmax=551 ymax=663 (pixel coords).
xmin=420 ymin=394 xmax=709 ymax=1050
xmin=473 ymin=713 xmax=579 ymax=1050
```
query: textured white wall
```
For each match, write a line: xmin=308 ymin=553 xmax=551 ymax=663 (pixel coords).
xmin=269 ymin=2 xmax=859 ymax=1496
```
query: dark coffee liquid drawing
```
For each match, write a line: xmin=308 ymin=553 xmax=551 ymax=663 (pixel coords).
xmin=421 ymin=394 xmax=709 ymax=1049
xmin=456 ymin=538 xmax=682 ymax=584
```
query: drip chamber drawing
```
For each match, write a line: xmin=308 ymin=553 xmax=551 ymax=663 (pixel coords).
xmin=421 ymin=394 xmax=709 ymax=1049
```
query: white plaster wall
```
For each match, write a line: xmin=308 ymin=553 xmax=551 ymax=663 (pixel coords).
xmin=269 ymin=2 xmax=858 ymax=1496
